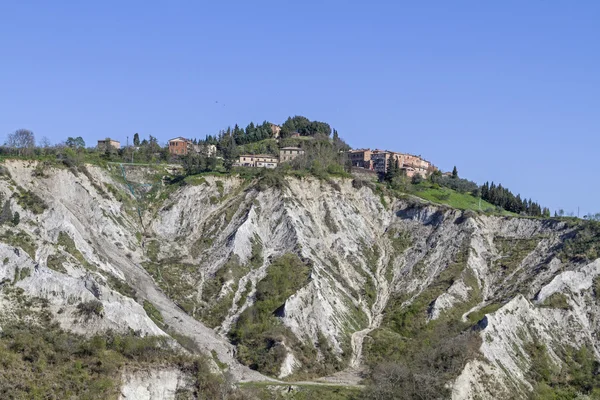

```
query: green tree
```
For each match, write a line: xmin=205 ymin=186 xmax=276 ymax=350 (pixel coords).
xmin=66 ymin=137 xmax=85 ymax=149
xmin=452 ymin=166 xmax=458 ymax=178
xmin=133 ymin=133 xmax=140 ymax=146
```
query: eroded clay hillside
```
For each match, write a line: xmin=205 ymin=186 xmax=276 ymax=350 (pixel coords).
xmin=0 ymin=159 xmax=598 ymax=399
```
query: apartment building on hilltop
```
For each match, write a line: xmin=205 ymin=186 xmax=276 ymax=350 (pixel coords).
xmin=168 ymin=137 xmax=193 ymax=156
xmin=353 ymin=149 xmax=435 ymax=178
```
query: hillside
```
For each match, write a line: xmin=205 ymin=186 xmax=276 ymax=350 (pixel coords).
xmin=0 ymin=160 xmax=599 ymax=399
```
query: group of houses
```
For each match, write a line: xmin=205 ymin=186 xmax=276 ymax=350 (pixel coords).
xmin=96 ymin=136 xmax=436 ymax=178
xmin=348 ymin=148 xmax=436 ymax=178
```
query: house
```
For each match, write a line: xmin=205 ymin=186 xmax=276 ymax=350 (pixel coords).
xmin=290 ymin=132 xmax=301 ymax=138
xmin=279 ymin=147 xmax=305 ymax=162
xmin=168 ymin=137 xmax=193 ymax=156
xmin=97 ymin=138 xmax=121 ymax=150
xmin=348 ymin=149 xmax=373 ymax=170
xmin=237 ymin=154 xmax=278 ymax=169
xmin=371 ymin=150 xmax=391 ymax=174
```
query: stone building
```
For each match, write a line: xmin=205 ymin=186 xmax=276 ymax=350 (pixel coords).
xmin=97 ymin=138 xmax=121 ymax=150
xmin=279 ymin=147 xmax=305 ymax=162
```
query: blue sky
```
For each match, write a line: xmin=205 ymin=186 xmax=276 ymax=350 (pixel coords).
xmin=1 ymin=1 xmax=598 ymax=214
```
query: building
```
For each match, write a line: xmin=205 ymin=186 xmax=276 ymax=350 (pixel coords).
xmin=290 ymin=132 xmax=301 ymax=138
xmin=168 ymin=137 xmax=193 ymax=156
xmin=371 ymin=150 xmax=391 ymax=174
xmin=279 ymin=147 xmax=305 ymax=162
xmin=237 ymin=154 xmax=278 ymax=168
xmin=97 ymin=138 xmax=121 ymax=150
xmin=347 ymin=149 xmax=373 ymax=169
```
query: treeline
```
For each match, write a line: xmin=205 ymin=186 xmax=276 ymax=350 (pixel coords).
xmin=481 ymin=181 xmax=550 ymax=217
xmin=202 ymin=121 xmax=275 ymax=147
xmin=200 ymin=115 xmax=333 ymax=151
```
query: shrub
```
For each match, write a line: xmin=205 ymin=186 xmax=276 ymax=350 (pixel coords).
xmin=15 ymin=189 xmax=48 ymax=214
xmin=11 ymin=212 xmax=19 ymax=226
xmin=143 ymin=300 xmax=164 ymax=327
xmin=76 ymin=300 xmax=104 ymax=321
xmin=541 ymin=293 xmax=571 ymax=310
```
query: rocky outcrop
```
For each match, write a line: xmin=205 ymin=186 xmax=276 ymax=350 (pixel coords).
xmin=0 ymin=160 xmax=597 ymax=398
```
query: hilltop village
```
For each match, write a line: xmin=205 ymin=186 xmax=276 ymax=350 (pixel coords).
xmin=161 ymin=133 xmax=438 ymax=178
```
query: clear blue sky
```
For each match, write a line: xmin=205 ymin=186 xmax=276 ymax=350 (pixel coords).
xmin=1 ymin=1 xmax=598 ymax=214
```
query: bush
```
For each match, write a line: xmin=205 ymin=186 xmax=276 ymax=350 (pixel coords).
xmin=76 ymin=300 xmax=104 ymax=321
xmin=15 ymin=189 xmax=48 ymax=214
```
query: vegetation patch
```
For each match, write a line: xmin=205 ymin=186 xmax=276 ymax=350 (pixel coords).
xmin=46 ymin=254 xmax=68 ymax=273
xmin=200 ymin=255 xmax=249 ymax=328
xmin=0 ymin=295 xmax=233 ymax=400
xmin=387 ymin=228 xmax=412 ymax=254
xmin=540 ymin=293 xmax=571 ymax=310
xmin=528 ymin=343 xmax=600 ymax=398
xmin=410 ymin=181 xmax=499 ymax=213
xmin=142 ymin=259 xmax=199 ymax=319
xmin=229 ymin=254 xmax=313 ymax=377
xmin=13 ymin=267 xmax=31 ymax=283
xmin=561 ymin=220 xmax=600 ymax=262
xmin=466 ymin=302 xmax=504 ymax=324
xmin=0 ymin=229 xmax=37 ymax=259
xmin=239 ymin=382 xmax=361 ymax=399
xmin=14 ymin=188 xmax=48 ymax=214
xmin=143 ymin=300 xmax=164 ymax=327
xmin=75 ymin=299 xmax=104 ymax=322
xmin=493 ymin=237 xmax=539 ymax=275
xmin=106 ymin=274 xmax=136 ymax=298
xmin=57 ymin=231 xmax=96 ymax=271
xmin=362 ymin=240 xmax=481 ymax=399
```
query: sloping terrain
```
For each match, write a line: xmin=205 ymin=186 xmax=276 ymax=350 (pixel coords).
xmin=0 ymin=160 xmax=598 ymax=399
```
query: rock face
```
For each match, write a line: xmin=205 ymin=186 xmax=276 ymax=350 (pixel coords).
xmin=119 ymin=368 xmax=194 ymax=400
xmin=0 ymin=160 xmax=598 ymax=398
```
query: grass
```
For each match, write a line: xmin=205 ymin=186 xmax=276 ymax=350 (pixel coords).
xmin=410 ymin=182 xmax=502 ymax=213
xmin=143 ymin=300 xmax=165 ymax=327
xmin=466 ymin=302 xmax=504 ymax=324
xmin=540 ymin=293 xmax=571 ymax=310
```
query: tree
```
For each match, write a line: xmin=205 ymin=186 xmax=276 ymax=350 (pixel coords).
xmin=6 ymin=129 xmax=35 ymax=155
xmin=133 ymin=133 xmax=140 ymax=146
xmin=66 ymin=136 xmax=85 ymax=149
xmin=39 ymin=136 xmax=51 ymax=148
xmin=452 ymin=166 xmax=458 ymax=178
